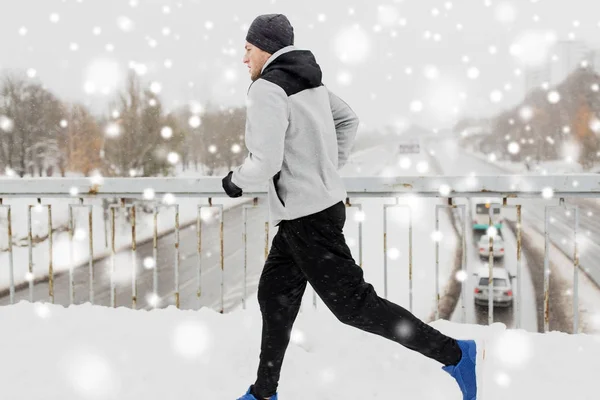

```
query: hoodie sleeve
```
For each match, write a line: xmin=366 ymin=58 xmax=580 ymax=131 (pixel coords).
xmin=230 ymin=79 xmax=290 ymax=189
xmin=328 ymin=89 xmax=360 ymax=170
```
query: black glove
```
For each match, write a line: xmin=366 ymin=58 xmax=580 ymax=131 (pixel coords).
xmin=222 ymin=171 xmax=243 ymax=198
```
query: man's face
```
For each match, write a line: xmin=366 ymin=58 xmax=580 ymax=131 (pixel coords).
xmin=243 ymin=42 xmax=271 ymax=81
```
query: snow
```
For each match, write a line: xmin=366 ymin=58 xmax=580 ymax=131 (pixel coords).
xmin=1 ymin=299 xmax=599 ymax=399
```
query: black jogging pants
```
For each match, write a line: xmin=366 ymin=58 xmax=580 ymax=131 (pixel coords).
xmin=252 ymin=201 xmax=462 ymax=398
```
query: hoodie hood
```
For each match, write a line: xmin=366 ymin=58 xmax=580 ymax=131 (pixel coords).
xmin=259 ymin=46 xmax=323 ymax=96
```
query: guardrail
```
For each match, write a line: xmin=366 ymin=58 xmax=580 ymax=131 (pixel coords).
xmin=0 ymin=175 xmax=596 ymax=333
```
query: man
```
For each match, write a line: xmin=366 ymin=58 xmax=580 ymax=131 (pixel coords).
xmin=222 ymin=14 xmax=478 ymax=400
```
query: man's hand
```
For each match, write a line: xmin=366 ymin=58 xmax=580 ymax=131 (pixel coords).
xmin=222 ymin=171 xmax=243 ymax=198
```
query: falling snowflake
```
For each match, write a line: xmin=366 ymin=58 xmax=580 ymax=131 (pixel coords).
xmin=49 ymin=13 xmax=60 ymax=23
xmin=398 ymin=157 xmax=411 ymax=169
xmin=150 ymin=82 xmax=162 ymax=94
xmin=74 ymin=228 xmax=87 ymax=241
xmin=467 ymin=67 xmax=480 ymax=79
xmin=167 ymin=152 xmax=180 ymax=164
xmin=377 ymin=5 xmax=399 ymax=26
xmin=105 ymin=123 xmax=120 ymax=138
xmin=495 ymin=372 xmax=511 ymax=387
xmin=143 ymin=188 xmax=155 ymax=200
xmin=172 ymin=320 xmax=211 ymax=359
xmin=493 ymin=330 xmax=533 ymax=368
xmin=90 ymin=173 xmax=104 ymax=186
xmin=164 ymin=59 xmax=173 ymax=68
xmin=354 ymin=210 xmax=366 ymax=222
xmin=205 ymin=21 xmax=214 ymax=30
xmin=163 ymin=193 xmax=176 ymax=205
xmin=231 ymin=144 xmax=242 ymax=153
xmin=189 ymin=116 xmax=201 ymax=128
xmin=146 ymin=293 xmax=160 ymax=308
xmin=69 ymin=187 xmax=79 ymax=196
xmin=0 ymin=116 xmax=14 ymax=132
xmin=387 ymin=248 xmax=401 ymax=260
xmin=19 ymin=27 xmax=27 ymax=36
xmin=130 ymin=62 xmax=147 ymax=76
xmin=117 ymin=16 xmax=134 ymax=32
xmin=337 ymin=71 xmax=352 ymax=86
xmin=519 ymin=106 xmax=533 ymax=121
xmin=490 ymin=90 xmax=503 ymax=103
xmin=290 ymin=329 xmax=307 ymax=347
xmin=455 ymin=270 xmax=468 ymax=282
xmin=334 ymin=26 xmax=370 ymax=64
xmin=589 ymin=118 xmax=600 ymax=134
xmin=416 ymin=161 xmax=429 ymax=174
xmin=494 ymin=2 xmax=517 ymax=24
xmin=27 ymin=68 xmax=37 ymax=78
xmin=542 ymin=187 xmax=554 ymax=199
xmin=158 ymin=127 xmax=172 ymax=140
xmin=143 ymin=257 xmax=156 ymax=269
xmin=510 ymin=30 xmax=556 ymax=67
xmin=508 ymin=142 xmax=520 ymax=154
xmin=547 ymin=91 xmax=560 ymax=104
xmin=439 ymin=184 xmax=451 ymax=196
xmin=424 ymin=65 xmax=440 ymax=80
xmin=431 ymin=231 xmax=444 ymax=242
xmin=34 ymin=303 xmax=51 ymax=319
xmin=410 ymin=100 xmax=423 ymax=113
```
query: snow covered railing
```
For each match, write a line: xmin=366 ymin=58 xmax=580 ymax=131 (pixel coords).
xmin=0 ymin=175 xmax=594 ymax=334
xmin=0 ymin=175 xmax=599 ymax=198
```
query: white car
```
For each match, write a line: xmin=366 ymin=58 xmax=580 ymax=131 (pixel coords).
xmin=477 ymin=234 xmax=505 ymax=259
xmin=473 ymin=267 xmax=514 ymax=308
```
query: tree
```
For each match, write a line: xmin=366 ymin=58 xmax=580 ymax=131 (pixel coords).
xmin=59 ymin=103 xmax=103 ymax=176
xmin=102 ymin=71 xmax=184 ymax=177
xmin=0 ymin=73 xmax=64 ymax=177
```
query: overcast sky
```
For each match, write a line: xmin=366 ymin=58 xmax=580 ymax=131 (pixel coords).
xmin=2 ymin=0 xmax=600 ymax=131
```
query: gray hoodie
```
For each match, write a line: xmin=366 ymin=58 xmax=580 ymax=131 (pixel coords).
xmin=231 ymin=46 xmax=359 ymax=227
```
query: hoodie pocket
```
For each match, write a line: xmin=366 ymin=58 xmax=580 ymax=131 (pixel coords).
xmin=272 ymin=171 xmax=285 ymax=207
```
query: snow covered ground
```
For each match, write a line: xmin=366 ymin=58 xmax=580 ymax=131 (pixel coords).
xmin=2 ymin=299 xmax=599 ymax=399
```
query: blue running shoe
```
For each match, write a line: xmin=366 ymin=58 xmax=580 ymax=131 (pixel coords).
xmin=236 ymin=385 xmax=278 ymax=400
xmin=442 ymin=340 xmax=477 ymax=400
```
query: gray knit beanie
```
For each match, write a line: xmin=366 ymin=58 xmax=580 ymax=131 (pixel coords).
xmin=246 ymin=14 xmax=294 ymax=54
